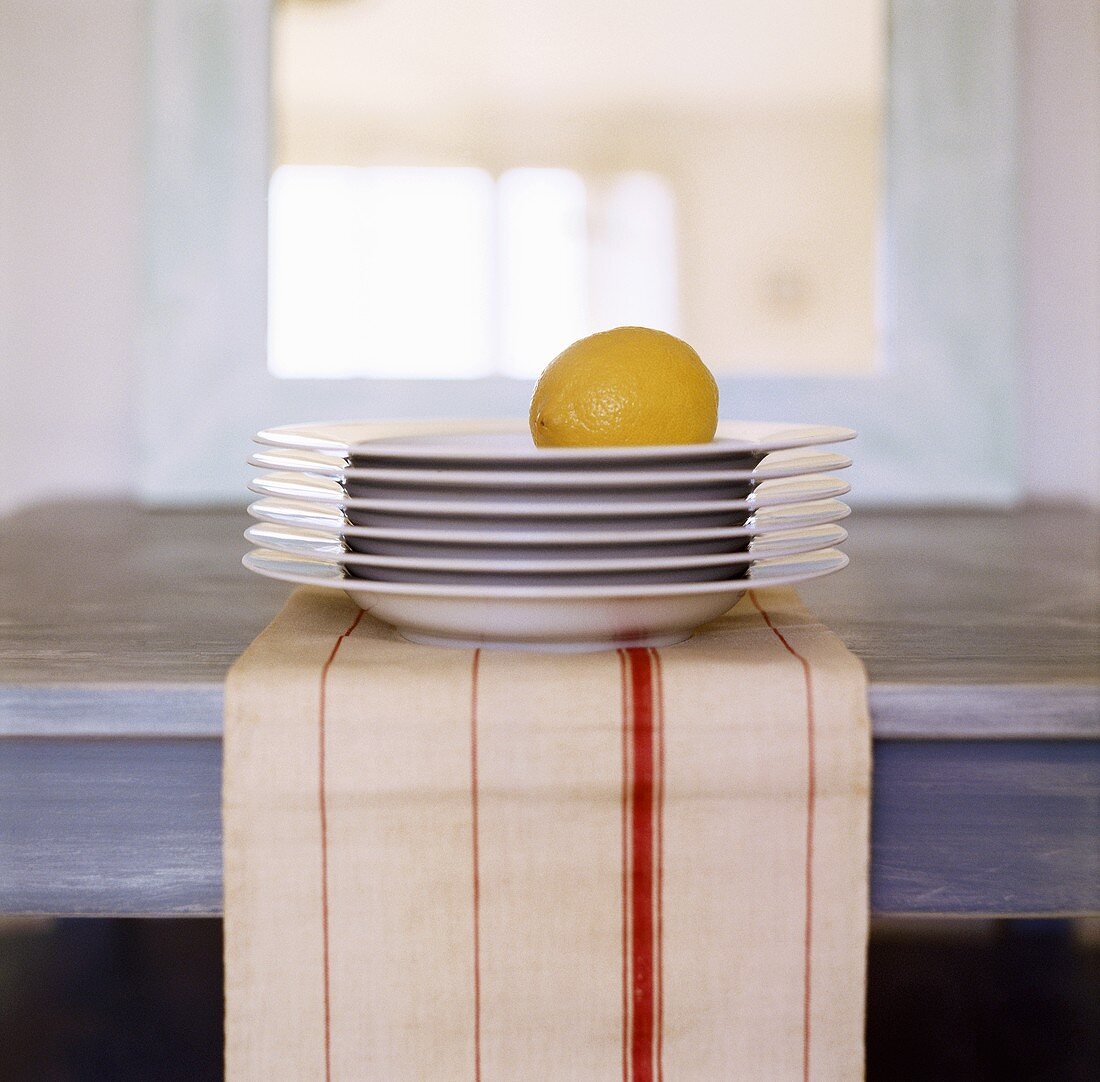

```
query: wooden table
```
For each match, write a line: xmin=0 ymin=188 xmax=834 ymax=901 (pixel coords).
xmin=1 ymin=503 xmax=1097 ymax=916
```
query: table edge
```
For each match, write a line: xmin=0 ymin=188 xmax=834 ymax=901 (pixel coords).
xmin=2 ymin=680 xmax=1097 ymax=740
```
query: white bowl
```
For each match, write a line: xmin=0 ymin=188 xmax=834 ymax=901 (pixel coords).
xmin=246 ymin=497 xmax=852 ymax=554
xmin=253 ymin=421 xmax=856 ymax=464
xmin=247 ymin=447 xmax=852 ymax=492
xmin=244 ymin=522 xmax=846 ymax=585
xmin=242 ymin=547 xmax=849 ymax=651
xmin=245 ymin=521 xmax=847 ymax=568
xmin=247 ymin=472 xmax=851 ymax=526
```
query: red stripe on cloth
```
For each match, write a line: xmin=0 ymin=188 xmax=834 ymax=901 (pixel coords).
xmin=649 ymin=649 xmax=666 ymax=1082
xmin=317 ymin=607 xmax=365 ymax=1082
xmin=618 ymin=650 xmax=631 ymax=1082
xmin=748 ymin=591 xmax=817 ymax=1082
xmin=621 ymin=648 xmax=663 ymax=1082
xmin=470 ymin=649 xmax=483 ymax=1082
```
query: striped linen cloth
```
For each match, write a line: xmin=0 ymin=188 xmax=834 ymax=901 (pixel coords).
xmin=224 ymin=586 xmax=870 ymax=1080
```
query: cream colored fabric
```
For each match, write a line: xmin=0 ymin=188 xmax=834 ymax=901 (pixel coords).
xmin=224 ymin=586 xmax=870 ymax=1081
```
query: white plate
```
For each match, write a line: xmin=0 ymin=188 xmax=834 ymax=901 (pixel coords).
xmin=247 ymin=447 xmax=853 ymax=488
xmin=254 ymin=421 xmax=856 ymax=463
xmin=243 ymin=522 xmax=847 ymax=583
xmin=247 ymin=472 xmax=851 ymax=519
xmin=246 ymin=497 xmax=852 ymax=551
xmin=242 ymin=547 xmax=849 ymax=651
xmin=254 ymin=419 xmax=524 ymax=454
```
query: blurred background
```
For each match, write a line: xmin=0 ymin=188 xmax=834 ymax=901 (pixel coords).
xmin=268 ymin=0 xmax=880 ymax=380
xmin=0 ymin=0 xmax=1097 ymax=512
xmin=1 ymin=1 xmax=1098 ymax=1078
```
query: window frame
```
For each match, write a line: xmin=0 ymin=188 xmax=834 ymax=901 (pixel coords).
xmin=141 ymin=0 xmax=1018 ymax=505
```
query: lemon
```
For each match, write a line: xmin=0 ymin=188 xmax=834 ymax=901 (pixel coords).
xmin=529 ymin=326 xmax=719 ymax=448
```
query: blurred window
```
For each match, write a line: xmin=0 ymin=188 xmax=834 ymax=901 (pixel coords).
xmin=269 ymin=165 xmax=677 ymax=379
xmin=270 ymin=0 xmax=882 ymax=379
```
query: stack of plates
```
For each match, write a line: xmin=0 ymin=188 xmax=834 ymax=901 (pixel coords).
xmin=243 ymin=421 xmax=855 ymax=651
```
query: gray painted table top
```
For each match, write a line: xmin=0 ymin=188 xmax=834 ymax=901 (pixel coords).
xmin=1 ymin=502 xmax=1097 ymax=916
xmin=1 ymin=502 xmax=1097 ymax=738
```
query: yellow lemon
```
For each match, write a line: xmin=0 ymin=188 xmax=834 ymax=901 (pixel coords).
xmin=529 ymin=326 xmax=719 ymax=448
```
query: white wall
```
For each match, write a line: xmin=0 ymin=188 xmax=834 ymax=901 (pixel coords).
xmin=1020 ymin=0 xmax=1100 ymax=505
xmin=0 ymin=1 xmax=143 ymax=516
xmin=0 ymin=0 xmax=1097 ymax=514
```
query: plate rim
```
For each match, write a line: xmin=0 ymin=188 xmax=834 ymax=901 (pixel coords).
xmin=246 ymin=474 xmax=853 ymax=514
xmin=245 ymin=498 xmax=853 ymax=541
xmin=243 ymin=547 xmax=849 ymax=599
xmin=242 ymin=523 xmax=848 ymax=571
xmin=253 ymin=420 xmax=857 ymax=459
xmin=246 ymin=449 xmax=854 ymax=485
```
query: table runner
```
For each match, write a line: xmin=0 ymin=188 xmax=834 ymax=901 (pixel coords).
xmin=224 ymin=586 xmax=870 ymax=1080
